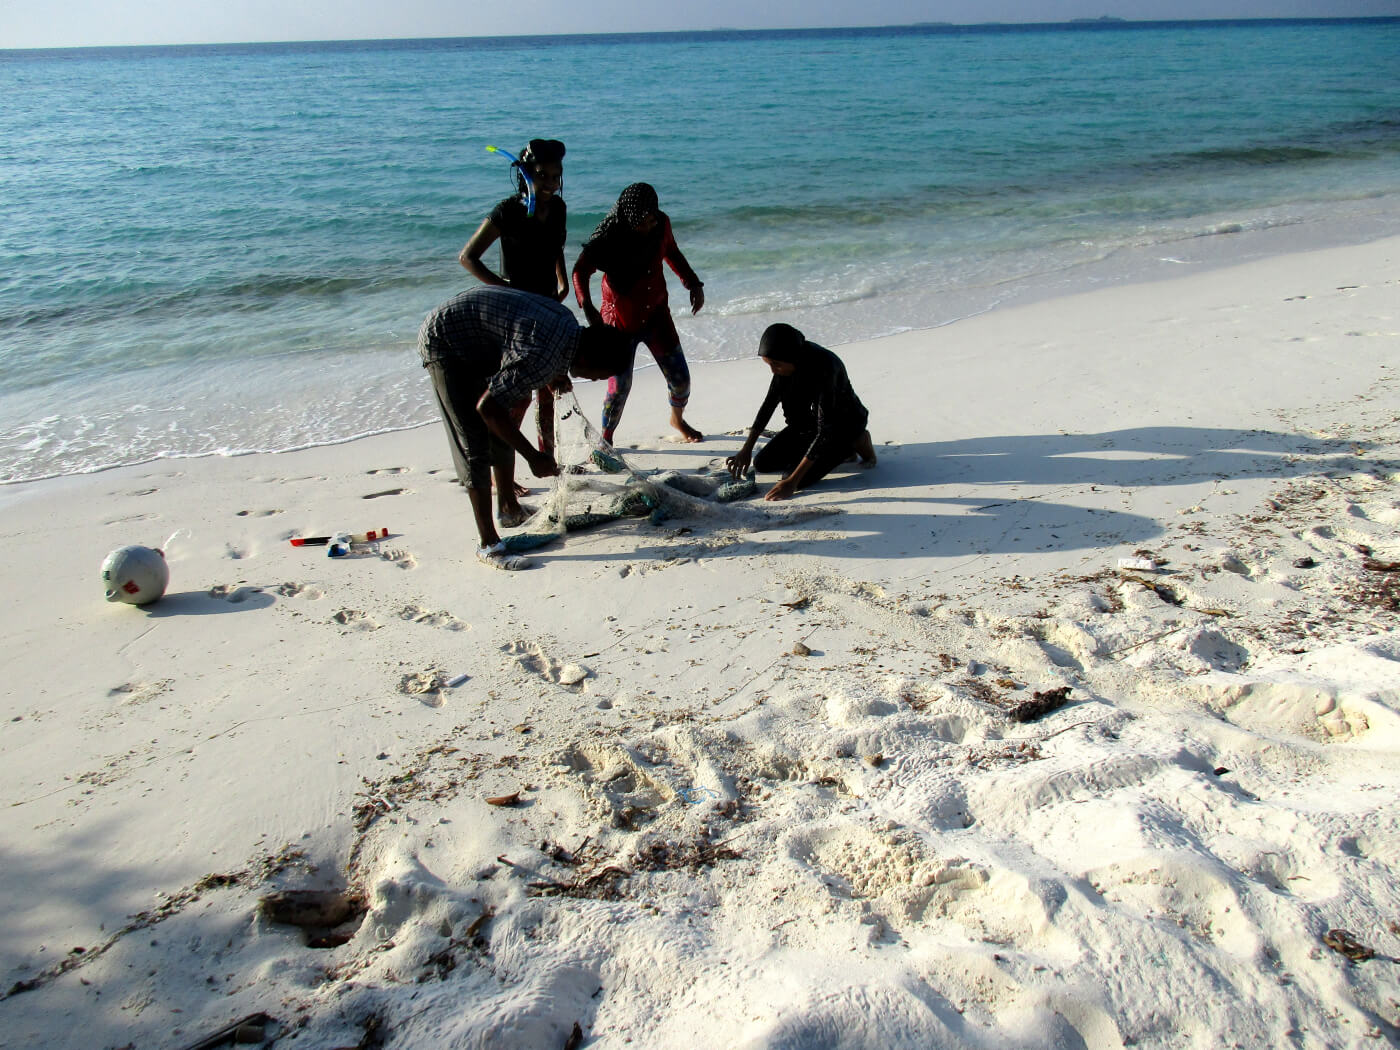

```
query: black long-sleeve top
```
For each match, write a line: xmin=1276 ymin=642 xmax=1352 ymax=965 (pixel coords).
xmin=751 ymin=342 xmax=868 ymax=464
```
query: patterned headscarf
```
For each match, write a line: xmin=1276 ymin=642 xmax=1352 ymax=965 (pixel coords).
xmin=581 ymin=183 xmax=663 ymax=292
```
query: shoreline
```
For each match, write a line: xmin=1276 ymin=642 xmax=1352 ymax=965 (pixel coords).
xmin=2 ymin=234 xmax=1399 ymax=1048
xmin=6 ymin=199 xmax=1400 ymax=491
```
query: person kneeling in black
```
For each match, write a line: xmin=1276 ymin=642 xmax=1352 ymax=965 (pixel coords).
xmin=726 ymin=323 xmax=876 ymax=502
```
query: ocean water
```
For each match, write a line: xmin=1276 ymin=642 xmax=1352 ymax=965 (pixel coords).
xmin=2 ymin=19 xmax=1399 ymax=483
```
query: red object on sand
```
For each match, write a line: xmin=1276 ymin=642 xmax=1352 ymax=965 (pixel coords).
xmin=290 ymin=528 xmax=388 ymax=547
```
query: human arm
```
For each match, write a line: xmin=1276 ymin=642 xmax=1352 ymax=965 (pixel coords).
xmin=801 ymin=352 xmax=865 ymax=466
xmin=459 ymin=219 xmax=509 ymax=287
xmin=725 ymin=427 xmax=760 ymax=479
xmin=571 ymin=250 xmax=605 ymax=327
xmin=553 ymin=249 xmax=569 ymax=302
xmin=535 ymin=387 xmax=556 ymax=456
xmin=550 ymin=198 xmax=569 ymax=301
xmin=477 ymin=390 xmax=558 ymax=478
xmin=725 ymin=379 xmax=782 ymax=478
xmin=660 ymin=217 xmax=704 ymax=315
xmin=765 ymin=457 xmax=817 ymax=501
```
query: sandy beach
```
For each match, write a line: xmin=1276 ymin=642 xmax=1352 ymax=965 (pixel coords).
xmin=2 ymin=235 xmax=1399 ymax=1049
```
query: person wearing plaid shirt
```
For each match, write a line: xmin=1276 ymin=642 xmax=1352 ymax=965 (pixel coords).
xmin=418 ymin=286 xmax=630 ymax=569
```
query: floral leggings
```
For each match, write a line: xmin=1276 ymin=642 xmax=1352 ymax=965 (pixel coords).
xmin=600 ymin=310 xmax=690 ymax=437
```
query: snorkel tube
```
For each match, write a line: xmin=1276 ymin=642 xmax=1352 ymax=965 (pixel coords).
xmin=485 ymin=145 xmax=536 ymax=217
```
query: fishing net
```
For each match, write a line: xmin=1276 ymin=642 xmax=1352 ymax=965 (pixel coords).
xmin=500 ymin=390 xmax=758 ymax=554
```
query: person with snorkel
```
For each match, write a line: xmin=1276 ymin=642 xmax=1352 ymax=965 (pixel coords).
xmin=572 ymin=182 xmax=706 ymax=446
xmin=457 ymin=139 xmax=568 ymax=527
xmin=726 ymin=323 xmax=876 ymax=501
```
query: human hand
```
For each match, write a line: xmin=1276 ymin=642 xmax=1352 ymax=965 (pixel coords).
xmin=526 ymin=448 xmax=559 ymax=478
xmin=689 ymin=284 xmax=705 ymax=315
xmin=725 ymin=450 xmax=751 ymax=479
xmin=765 ymin=477 xmax=796 ymax=501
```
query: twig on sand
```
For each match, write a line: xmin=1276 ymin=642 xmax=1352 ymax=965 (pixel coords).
xmin=1104 ymin=624 xmax=1191 ymax=659
xmin=177 ymin=1012 xmax=274 ymax=1050
xmin=1037 ymin=720 xmax=1098 ymax=741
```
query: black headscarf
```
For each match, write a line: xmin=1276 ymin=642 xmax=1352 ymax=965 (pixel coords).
xmin=758 ymin=323 xmax=809 ymax=364
xmin=581 ymin=183 xmax=663 ymax=292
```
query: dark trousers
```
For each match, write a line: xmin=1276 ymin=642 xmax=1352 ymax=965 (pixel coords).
xmin=754 ymin=425 xmax=859 ymax=485
xmin=427 ymin=362 xmax=510 ymax=489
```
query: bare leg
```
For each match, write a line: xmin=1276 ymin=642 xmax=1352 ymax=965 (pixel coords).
xmin=468 ymin=485 xmax=500 ymax=549
xmin=670 ymin=406 xmax=704 ymax=443
xmin=493 ymin=462 xmax=531 ymax=527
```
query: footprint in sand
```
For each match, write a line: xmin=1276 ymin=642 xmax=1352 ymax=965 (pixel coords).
xmin=107 ymin=680 xmax=173 ymax=706
xmin=398 ymin=604 xmax=468 ymax=630
xmin=502 ymin=640 xmax=590 ymax=689
xmin=367 ymin=467 xmax=409 ymax=476
xmin=236 ymin=508 xmax=283 ymax=517
xmin=1244 ymin=847 xmax=1340 ymax=903
xmin=209 ymin=584 xmax=262 ymax=603
xmin=363 ymin=488 xmax=409 ymax=499
xmin=224 ymin=544 xmax=249 ymax=560
xmin=398 ymin=669 xmax=446 ymax=707
xmin=104 ymin=513 xmax=156 ymax=525
xmin=1087 ymin=853 xmax=1260 ymax=957
xmin=276 ymin=581 xmax=324 ymax=599
xmin=788 ymin=822 xmax=1033 ymax=941
xmin=559 ymin=743 xmax=668 ymax=828
xmin=332 ymin=608 xmax=380 ymax=632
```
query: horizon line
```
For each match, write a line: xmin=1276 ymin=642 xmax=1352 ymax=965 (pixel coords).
xmin=4 ymin=15 xmax=1398 ymax=55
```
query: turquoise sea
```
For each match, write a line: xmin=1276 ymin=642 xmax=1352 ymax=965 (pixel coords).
xmin=2 ymin=19 xmax=1399 ymax=483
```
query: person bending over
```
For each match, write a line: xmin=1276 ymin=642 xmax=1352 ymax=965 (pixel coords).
xmin=572 ymin=182 xmax=705 ymax=445
xmin=458 ymin=138 xmax=568 ymax=520
xmin=417 ymin=286 xmax=632 ymax=569
xmin=726 ymin=323 xmax=876 ymax=502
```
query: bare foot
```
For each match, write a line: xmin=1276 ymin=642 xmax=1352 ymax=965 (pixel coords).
xmin=496 ymin=501 xmax=534 ymax=528
xmin=512 ymin=481 xmax=530 ymax=498
xmin=670 ymin=409 xmax=704 ymax=443
xmin=855 ymin=429 xmax=877 ymax=467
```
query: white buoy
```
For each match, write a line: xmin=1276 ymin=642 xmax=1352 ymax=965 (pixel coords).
xmin=101 ymin=545 xmax=170 ymax=606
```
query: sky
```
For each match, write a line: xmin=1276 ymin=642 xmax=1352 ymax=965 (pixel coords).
xmin=3 ymin=0 xmax=1399 ymax=50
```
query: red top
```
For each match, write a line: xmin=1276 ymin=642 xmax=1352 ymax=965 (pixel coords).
xmin=573 ymin=214 xmax=700 ymax=333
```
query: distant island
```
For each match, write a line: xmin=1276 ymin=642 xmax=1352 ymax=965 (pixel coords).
xmin=1071 ymin=16 xmax=1127 ymax=22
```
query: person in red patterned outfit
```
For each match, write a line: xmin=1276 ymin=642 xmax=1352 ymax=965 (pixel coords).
xmin=572 ymin=183 xmax=706 ymax=446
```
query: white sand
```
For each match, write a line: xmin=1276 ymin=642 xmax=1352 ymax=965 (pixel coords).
xmin=2 ymin=237 xmax=1399 ymax=1049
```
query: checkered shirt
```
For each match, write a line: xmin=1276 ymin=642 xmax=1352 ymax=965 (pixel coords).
xmin=417 ymin=286 xmax=581 ymax=406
